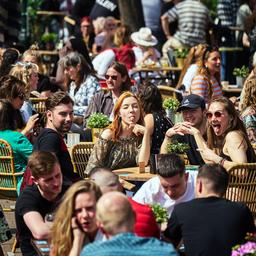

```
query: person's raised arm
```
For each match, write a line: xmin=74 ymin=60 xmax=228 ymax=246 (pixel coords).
xmin=161 ymin=13 xmax=171 ymax=39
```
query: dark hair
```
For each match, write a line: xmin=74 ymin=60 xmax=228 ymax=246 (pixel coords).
xmin=197 ymin=164 xmax=229 ymax=197
xmin=108 ymin=61 xmax=132 ymax=91
xmin=157 ymin=153 xmax=185 ymax=178
xmin=0 ymin=99 xmax=17 ymax=131
xmin=28 ymin=151 xmax=59 ymax=179
xmin=0 ymin=75 xmax=26 ymax=100
xmin=63 ymin=52 xmax=93 ymax=87
xmin=45 ymin=91 xmax=74 ymax=111
xmin=139 ymin=81 xmax=163 ymax=114
xmin=0 ymin=48 xmax=20 ymax=77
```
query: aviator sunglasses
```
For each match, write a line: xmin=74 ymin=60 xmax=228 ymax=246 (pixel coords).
xmin=105 ymin=74 xmax=118 ymax=80
xmin=206 ymin=111 xmax=224 ymax=119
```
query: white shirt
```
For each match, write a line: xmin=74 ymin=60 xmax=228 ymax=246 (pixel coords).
xmin=133 ymin=171 xmax=197 ymax=217
xmin=182 ymin=64 xmax=198 ymax=92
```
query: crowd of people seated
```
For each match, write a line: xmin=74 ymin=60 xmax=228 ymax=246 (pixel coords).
xmin=0 ymin=0 xmax=256 ymax=255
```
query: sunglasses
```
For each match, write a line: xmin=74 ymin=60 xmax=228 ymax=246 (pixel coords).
xmin=18 ymin=92 xmax=26 ymax=100
xmin=105 ymin=75 xmax=118 ymax=81
xmin=206 ymin=111 xmax=224 ymax=119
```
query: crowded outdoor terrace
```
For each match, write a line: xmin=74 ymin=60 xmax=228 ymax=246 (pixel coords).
xmin=0 ymin=0 xmax=256 ymax=255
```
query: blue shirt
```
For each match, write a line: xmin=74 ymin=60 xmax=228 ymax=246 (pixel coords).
xmin=81 ymin=232 xmax=178 ymax=256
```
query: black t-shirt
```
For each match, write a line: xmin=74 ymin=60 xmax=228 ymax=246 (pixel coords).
xmin=15 ymin=184 xmax=68 ymax=256
xmin=89 ymin=0 xmax=119 ymax=20
xmin=164 ymin=197 xmax=256 ymax=256
xmin=33 ymin=128 xmax=80 ymax=182
xmin=172 ymin=134 xmax=205 ymax=166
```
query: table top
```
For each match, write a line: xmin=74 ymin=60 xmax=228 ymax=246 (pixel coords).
xmin=133 ymin=66 xmax=182 ymax=72
xmin=113 ymin=165 xmax=199 ymax=182
xmin=31 ymin=239 xmax=50 ymax=256
xmin=222 ymin=86 xmax=242 ymax=93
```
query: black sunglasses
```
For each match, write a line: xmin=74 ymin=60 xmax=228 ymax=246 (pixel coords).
xmin=206 ymin=111 xmax=224 ymax=119
xmin=105 ymin=74 xmax=118 ymax=81
xmin=17 ymin=92 xmax=26 ymax=100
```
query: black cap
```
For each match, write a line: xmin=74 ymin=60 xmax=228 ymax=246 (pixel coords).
xmin=177 ymin=94 xmax=206 ymax=112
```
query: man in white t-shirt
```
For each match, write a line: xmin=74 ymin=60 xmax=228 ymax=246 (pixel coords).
xmin=133 ymin=154 xmax=197 ymax=217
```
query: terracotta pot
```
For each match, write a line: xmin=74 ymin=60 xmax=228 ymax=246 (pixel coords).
xmin=91 ymin=128 xmax=104 ymax=143
xmin=176 ymin=58 xmax=185 ymax=68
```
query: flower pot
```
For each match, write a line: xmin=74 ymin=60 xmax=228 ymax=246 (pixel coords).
xmin=91 ymin=128 xmax=104 ymax=143
xmin=236 ymin=76 xmax=245 ymax=88
xmin=176 ymin=58 xmax=185 ymax=68
xmin=166 ymin=109 xmax=175 ymax=123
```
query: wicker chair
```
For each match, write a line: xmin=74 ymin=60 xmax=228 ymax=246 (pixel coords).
xmin=71 ymin=142 xmax=95 ymax=178
xmin=225 ymin=163 xmax=256 ymax=216
xmin=0 ymin=139 xmax=23 ymax=200
xmin=30 ymin=97 xmax=47 ymax=114
xmin=157 ymin=85 xmax=177 ymax=100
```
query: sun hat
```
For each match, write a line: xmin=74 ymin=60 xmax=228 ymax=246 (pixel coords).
xmin=177 ymin=94 xmax=206 ymax=112
xmin=131 ymin=27 xmax=158 ymax=47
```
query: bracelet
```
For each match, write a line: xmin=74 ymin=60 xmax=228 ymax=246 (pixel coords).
xmin=165 ymin=134 xmax=171 ymax=139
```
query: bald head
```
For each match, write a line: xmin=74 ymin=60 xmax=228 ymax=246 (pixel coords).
xmin=89 ymin=168 xmax=122 ymax=194
xmin=96 ymin=192 xmax=135 ymax=236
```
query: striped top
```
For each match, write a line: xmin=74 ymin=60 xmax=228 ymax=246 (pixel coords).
xmin=166 ymin=0 xmax=210 ymax=46
xmin=190 ymin=75 xmax=223 ymax=103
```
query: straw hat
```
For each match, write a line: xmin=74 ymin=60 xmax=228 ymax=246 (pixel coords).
xmin=131 ymin=27 xmax=158 ymax=47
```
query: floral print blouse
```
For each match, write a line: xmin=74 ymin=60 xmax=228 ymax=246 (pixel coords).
xmin=69 ymin=74 xmax=100 ymax=116
xmin=85 ymin=135 xmax=142 ymax=174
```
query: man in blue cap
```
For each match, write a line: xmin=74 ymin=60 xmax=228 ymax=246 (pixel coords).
xmin=161 ymin=94 xmax=206 ymax=165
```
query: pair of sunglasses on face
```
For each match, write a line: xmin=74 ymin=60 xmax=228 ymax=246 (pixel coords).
xmin=105 ymin=74 xmax=118 ymax=81
xmin=206 ymin=111 xmax=224 ymax=119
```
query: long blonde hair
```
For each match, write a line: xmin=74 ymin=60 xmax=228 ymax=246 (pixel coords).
xmin=176 ymin=44 xmax=207 ymax=89
xmin=50 ymin=180 xmax=102 ymax=256
xmin=9 ymin=62 xmax=38 ymax=98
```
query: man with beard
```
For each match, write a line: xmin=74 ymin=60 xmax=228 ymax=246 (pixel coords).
xmin=33 ymin=91 xmax=80 ymax=182
xmin=161 ymin=94 xmax=206 ymax=165
xmin=15 ymin=151 xmax=68 ymax=256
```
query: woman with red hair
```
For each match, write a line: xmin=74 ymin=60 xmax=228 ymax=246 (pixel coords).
xmin=86 ymin=91 xmax=150 ymax=174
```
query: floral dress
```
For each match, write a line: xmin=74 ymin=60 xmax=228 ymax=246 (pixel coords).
xmin=85 ymin=135 xmax=141 ymax=174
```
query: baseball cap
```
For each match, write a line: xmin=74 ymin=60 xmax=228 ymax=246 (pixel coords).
xmin=176 ymin=94 xmax=206 ymax=112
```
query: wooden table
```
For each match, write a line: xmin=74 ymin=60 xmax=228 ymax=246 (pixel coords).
xmin=31 ymin=239 xmax=50 ymax=256
xmin=222 ymin=86 xmax=242 ymax=97
xmin=113 ymin=165 xmax=199 ymax=182
xmin=113 ymin=166 xmax=155 ymax=182
xmin=132 ymin=66 xmax=182 ymax=84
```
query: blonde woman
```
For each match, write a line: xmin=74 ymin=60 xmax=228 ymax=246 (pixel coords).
xmin=176 ymin=44 xmax=207 ymax=92
xmin=9 ymin=61 xmax=39 ymax=123
xmin=190 ymin=45 xmax=223 ymax=104
xmin=50 ymin=180 xmax=102 ymax=256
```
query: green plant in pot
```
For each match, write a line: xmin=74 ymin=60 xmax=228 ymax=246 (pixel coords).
xmin=87 ymin=113 xmax=110 ymax=142
xmin=150 ymin=204 xmax=168 ymax=224
xmin=163 ymin=97 xmax=180 ymax=123
xmin=233 ymin=65 xmax=249 ymax=88
xmin=174 ymin=48 xmax=189 ymax=67
xmin=166 ymin=140 xmax=190 ymax=163
xmin=41 ymin=33 xmax=58 ymax=50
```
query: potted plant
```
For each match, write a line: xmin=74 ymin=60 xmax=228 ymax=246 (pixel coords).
xmin=41 ymin=32 xmax=58 ymax=50
xmin=166 ymin=140 xmax=190 ymax=163
xmin=233 ymin=65 xmax=249 ymax=88
xmin=150 ymin=204 xmax=168 ymax=224
xmin=174 ymin=48 xmax=189 ymax=68
xmin=87 ymin=113 xmax=110 ymax=142
xmin=163 ymin=97 xmax=180 ymax=123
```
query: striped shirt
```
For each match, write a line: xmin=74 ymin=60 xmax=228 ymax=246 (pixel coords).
xmin=190 ymin=75 xmax=223 ymax=103
xmin=217 ymin=0 xmax=239 ymax=26
xmin=166 ymin=0 xmax=210 ymax=46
